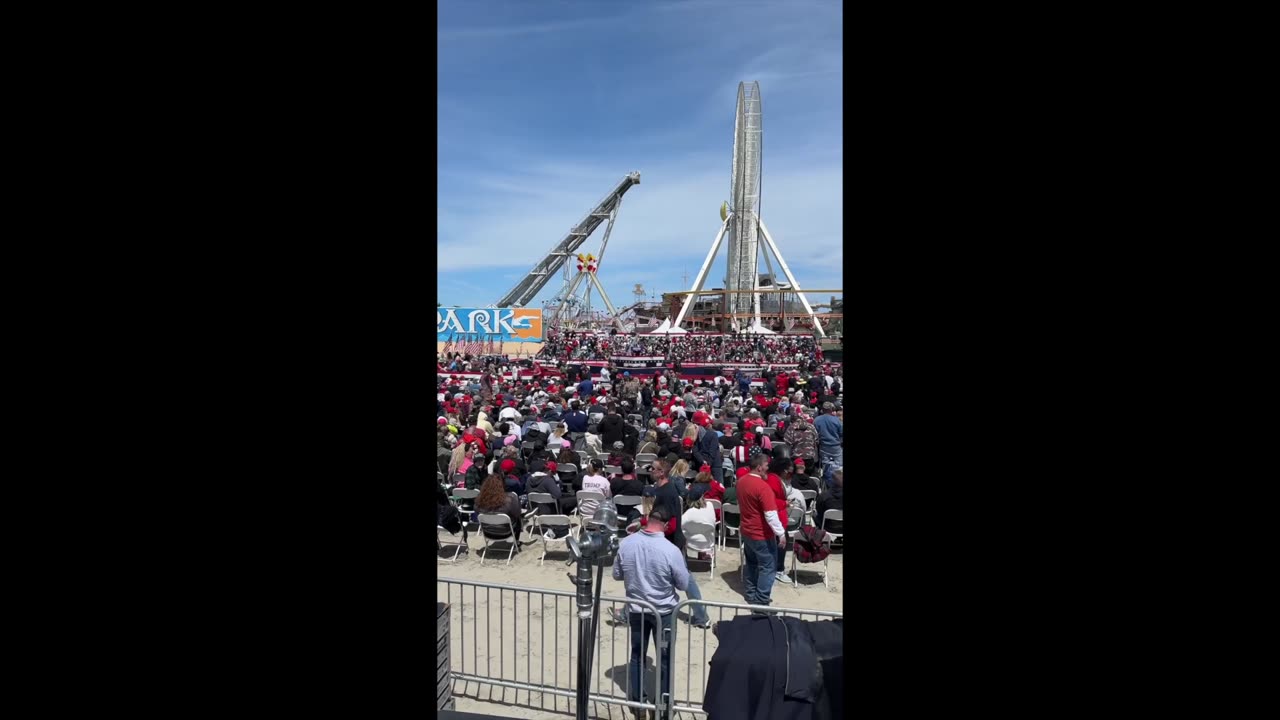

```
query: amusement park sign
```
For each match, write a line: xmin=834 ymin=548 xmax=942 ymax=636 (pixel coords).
xmin=436 ymin=307 xmax=544 ymax=343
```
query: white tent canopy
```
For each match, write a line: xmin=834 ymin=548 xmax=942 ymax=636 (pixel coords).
xmin=664 ymin=325 xmax=688 ymax=334
xmin=742 ymin=322 xmax=776 ymax=335
xmin=650 ymin=318 xmax=672 ymax=334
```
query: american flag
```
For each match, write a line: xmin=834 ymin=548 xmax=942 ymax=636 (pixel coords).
xmin=468 ymin=334 xmax=482 ymax=356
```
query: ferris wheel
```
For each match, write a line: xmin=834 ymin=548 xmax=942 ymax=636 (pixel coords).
xmin=672 ymin=82 xmax=826 ymax=338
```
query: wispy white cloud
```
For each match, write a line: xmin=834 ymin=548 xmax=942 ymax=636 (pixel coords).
xmin=438 ymin=0 xmax=843 ymax=308
xmin=438 ymin=153 xmax=843 ymax=306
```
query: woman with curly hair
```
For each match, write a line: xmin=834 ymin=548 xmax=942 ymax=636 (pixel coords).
xmin=475 ymin=473 xmax=522 ymax=539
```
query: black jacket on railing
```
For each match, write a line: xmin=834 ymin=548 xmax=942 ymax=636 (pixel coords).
xmin=703 ymin=614 xmax=843 ymax=720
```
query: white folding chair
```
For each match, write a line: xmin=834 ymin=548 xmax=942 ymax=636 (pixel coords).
xmin=451 ymin=489 xmax=480 ymax=531
xmin=720 ymin=503 xmax=742 ymax=550
xmin=436 ymin=522 xmax=467 ymax=562
xmin=635 ymin=453 xmax=658 ymax=466
xmin=784 ymin=514 xmax=806 ymax=585
xmin=525 ymin=492 xmax=559 ymax=533
xmin=574 ymin=491 xmax=606 ymax=538
xmin=478 ymin=513 xmax=520 ymax=566
xmin=535 ymin=515 xmax=572 ymax=566
xmin=613 ymin=494 xmax=643 ymax=533
xmin=820 ymin=509 xmax=844 ymax=586
xmin=799 ymin=490 xmax=817 ymax=524
xmin=604 ymin=465 xmax=622 ymax=476
xmin=683 ymin=520 xmax=718 ymax=578
xmin=705 ymin=499 xmax=723 ymax=542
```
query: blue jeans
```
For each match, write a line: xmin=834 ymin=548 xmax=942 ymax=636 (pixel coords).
xmin=741 ymin=537 xmax=778 ymax=606
xmin=709 ymin=459 xmax=724 ymax=486
xmin=627 ymin=611 xmax=673 ymax=703
xmin=684 ymin=574 xmax=710 ymax=625
xmin=820 ymin=448 xmax=842 ymax=486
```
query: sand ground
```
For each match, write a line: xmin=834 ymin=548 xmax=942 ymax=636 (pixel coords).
xmin=437 ymin=524 xmax=844 ymax=719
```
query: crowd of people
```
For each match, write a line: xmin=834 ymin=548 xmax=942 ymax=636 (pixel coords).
xmin=435 ymin=358 xmax=844 ymax=562
xmin=436 ymin=352 xmax=844 ymax=718
xmin=537 ymin=330 xmax=823 ymax=365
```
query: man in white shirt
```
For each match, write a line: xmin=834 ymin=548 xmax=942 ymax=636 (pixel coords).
xmin=499 ymin=403 xmax=521 ymax=422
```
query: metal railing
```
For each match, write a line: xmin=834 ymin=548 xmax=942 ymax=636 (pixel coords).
xmin=438 ymin=577 xmax=666 ymax=719
xmin=438 ymin=578 xmax=843 ymax=720
xmin=665 ymin=598 xmax=844 ymax=718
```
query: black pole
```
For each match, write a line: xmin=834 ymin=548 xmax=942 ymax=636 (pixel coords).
xmin=572 ymin=548 xmax=594 ymax=720
xmin=566 ymin=507 xmax=618 ymax=720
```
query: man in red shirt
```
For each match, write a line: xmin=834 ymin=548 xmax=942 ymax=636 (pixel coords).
xmin=735 ymin=453 xmax=786 ymax=608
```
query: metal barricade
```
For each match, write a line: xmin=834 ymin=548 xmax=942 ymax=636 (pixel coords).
xmin=665 ymin=598 xmax=843 ymax=718
xmin=438 ymin=577 xmax=667 ymax=719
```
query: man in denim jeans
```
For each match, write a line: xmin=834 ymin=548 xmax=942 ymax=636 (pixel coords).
xmin=650 ymin=459 xmax=711 ymax=629
xmin=735 ymin=453 xmax=787 ymax=608
xmin=813 ymin=402 xmax=843 ymax=487
xmin=612 ymin=503 xmax=688 ymax=720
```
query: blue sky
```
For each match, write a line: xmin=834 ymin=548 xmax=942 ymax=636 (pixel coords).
xmin=438 ymin=0 xmax=843 ymax=313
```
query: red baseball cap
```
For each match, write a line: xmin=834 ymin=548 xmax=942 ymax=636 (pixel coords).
xmin=682 ymin=437 xmax=694 ymax=447
xmin=501 ymin=459 xmax=516 ymax=473
xmin=546 ymin=461 xmax=557 ymax=473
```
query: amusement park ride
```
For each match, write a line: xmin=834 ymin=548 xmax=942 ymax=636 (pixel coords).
xmin=492 ymin=82 xmax=834 ymax=337
xmin=491 ymin=173 xmax=638 ymax=332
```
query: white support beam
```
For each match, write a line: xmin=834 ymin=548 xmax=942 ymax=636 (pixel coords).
xmin=586 ymin=271 xmax=626 ymax=332
xmin=552 ymin=272 xmax=588 ymax=326
xmin=594 ymin=197 xmax=622 ymax=265
xmin=673 ymin=215 xmax=732 ymax=329
xmin=758 ymin=218 xmax=827 ymax=339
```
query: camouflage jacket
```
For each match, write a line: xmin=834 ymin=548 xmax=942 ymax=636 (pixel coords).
xmin=784 ymin=420 xmax=819 ymax=461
